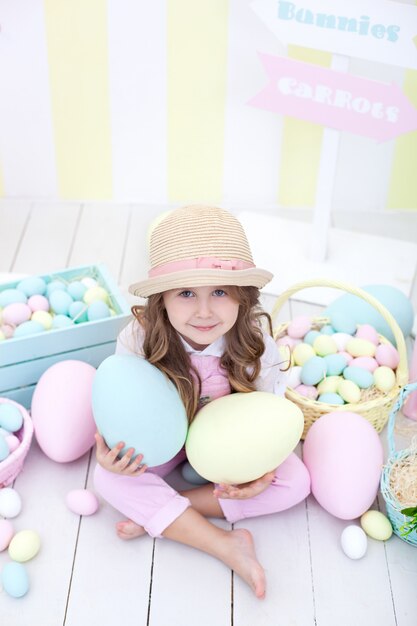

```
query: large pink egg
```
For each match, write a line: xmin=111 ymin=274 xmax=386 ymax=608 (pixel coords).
xmin=303 ymin=412 xmax=383 ymax=520
xmin=31 ymin=360 xmax=96 ymax=462
xmin=2 ymin=303 xmax=31 ymax=326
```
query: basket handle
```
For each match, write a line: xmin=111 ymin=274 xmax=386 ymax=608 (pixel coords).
xmin=387 ymin=381 xmax=417 ymax=455
xmin=270 ymin=278 xmax=409 ymax=387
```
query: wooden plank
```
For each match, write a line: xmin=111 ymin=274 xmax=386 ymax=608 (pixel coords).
xmin=0 ymin=201 xmax=31 ymax=271
xmin=12 ymin=202 xmax=81 ymax=274
xmin=0 ymin=440 xmax=90 ymax=625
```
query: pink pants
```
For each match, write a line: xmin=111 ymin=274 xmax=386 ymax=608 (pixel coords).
xmin=94 ymin=450 xmax=311 ymax=538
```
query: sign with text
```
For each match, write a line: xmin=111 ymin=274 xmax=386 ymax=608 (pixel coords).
xmin=251 ymin=0 xmax=417 ymax=69
xmin=248 ymin=53 xmax=417 ymax=141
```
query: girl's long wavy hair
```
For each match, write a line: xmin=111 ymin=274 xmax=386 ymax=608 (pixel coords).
xmin=131 ymin=286 xmax=283 ymax=423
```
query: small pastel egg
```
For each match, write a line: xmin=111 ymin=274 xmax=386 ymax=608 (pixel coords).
xmin=46 ymin=279 xmax=67 ymax=296
xmin=2 ymin=302 xmax=32 ymax=326
xmin=317 ymin=392 xmax=344 ymax=405
xmin=346 ymin=337 xmax=376 ymax=358
xmin=1 ymin=562 xmax=29 ymax=598
xmin=52 ymin=314 xmax=74 ymax=329
xmin=287 ymin=315 xmax=312 ymax=339
xmin=31 ymin=310 xmax=53 ymax=330
xmin=87 ymin=301 xmax=111 ymax=321
xmin=49 ymin=290 xmax=73 ymax=315
xmin=0 ymin=488 xmax=22 ymax=518
xmin=1 ymin=324 xmax=15 ymax=338
xmin=300 ymin=356 xmax=327 ymax=386
xmin=313 ymin=335 xmax=338 ymax=357
xmin=292 ymin=343 xmax=316 ymax=366
xmin=303 ymin=330 xmax=321 ymax=345
xmin=0 ymin=519 xmax=15 ymax=551
xmin=323 ymin=353 xmax=348 ymax=376
xmin=294 ymin=384 xmax=319 ymax=400
xmin=343 ymin=366 xmax=374 ymax=389
xmin=0 ymin=435 xmax=10 ymax=461
xmin=27 ymin=294 xmax=50 ymax=313
xmin=320 ymin=324 xmax=335 ymax=335
xmin=66 ymin=489 xmax=99 ymax=516
xmin=317 ymin=376 xmax=343 ymax=395
xmin=5 ymin=434 xmax=20 ymax=453
xmin=337 ymin=379 xmax=361 ymax=403
xmin=8 ymin=530 xmax=41 ymax=562
xmin=0 ymin=288 xmax=27 ymax=307
xmin=360 ymin=510 xmax=393 ymax=541
xmin=83 ymin=286 xmax=109 ymax=306
xmin=68 ymin=301 xmax=88 ymax=323
xmin=350 ymin=356 xmax=378 ymax=373
xmin=287 ymin=366 xmax=302 ymax=389
xmin=0 ymin=404 xmax=24 ymax=432
xmin=17 ymin=276 xmax=47 ymax=297
xmin=81 ymin=277 xmax=98 ymax=289
xmin=276 ymin=335 xmax=300 ymax=349
xmin=181 ymin=461 xmax=210 ymax=485
xmin=374 ymin=366 xmax=396 ymax=393
xmin=14 ymin=320 xmax=45 ymax=337
xmin=67 ymin=280 xmax=87 ymax=301
xmin=355 ymin=324 xmax=379 ymax=345
xmin=330 ymin=312 xmax=357 ymax=335
xmin=375 ymin=344 xmax=400 ymax=370
xmin=340 ymin=525 xmax=367 ymax=559
xmin=331 ymin=333 xmax=353 ymax=352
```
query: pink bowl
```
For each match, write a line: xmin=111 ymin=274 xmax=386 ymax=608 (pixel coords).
xmin=0 ymin=398 xmax=33 ymax=487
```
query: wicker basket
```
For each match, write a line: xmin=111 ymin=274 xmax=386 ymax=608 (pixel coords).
xmin=0 ymin=398 xmax=34 ymax=487
xmin=271 ymin=279 xmax=409 ymax=439
xmin=380 ymin=382 xmax=417 ymax=546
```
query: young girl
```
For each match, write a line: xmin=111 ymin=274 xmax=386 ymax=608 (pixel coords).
xmin=94 ymin=205 xmax=310 ymax=600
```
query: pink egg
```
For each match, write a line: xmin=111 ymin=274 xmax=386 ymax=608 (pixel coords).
xmin=5 ymin=435 xmax=20 ymax=453
xmin=355 ymin=324 xmax=379 ymax=345
xmin=375 ymin=343 xmax=400 ymax=369
xmin=276 ymin=336 xmax=300 ymax=349
xmin=338 ymin=351 xmax=353 ymax=365
xmin=0 ymin=519 xmax=15 ymax=551
xmin=66 ymin=489 xmax=99 ymax=516
xmin=27 ymin=294 xmax=50 ymax=313
xmin=350 ymin=356 xmax=379 ymax=373
xmin=287 ymin=315 xmax=312 ymax=339
xmin=2 ymin=303 xmax=32 ymax=326
xmin=31 ymin=360 xmax=97 ymax=462
xmin=294 ymin=384 xmax=319 ymax=400
xmin=1 ymin=324 xmax=14 ymax=338
xmin=303 ymin=412 xmax=383 ymax=519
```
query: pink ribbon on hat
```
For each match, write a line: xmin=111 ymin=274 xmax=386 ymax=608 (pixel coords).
xmin=149 ymin=256 xmax=255 ymax=277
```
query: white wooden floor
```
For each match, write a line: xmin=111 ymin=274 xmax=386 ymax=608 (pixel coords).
xmin=1 ymin=201 xmax=417 ymax=626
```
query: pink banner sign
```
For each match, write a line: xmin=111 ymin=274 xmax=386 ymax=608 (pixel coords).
xmin=248 ymin=53 xmax=417 ymax=141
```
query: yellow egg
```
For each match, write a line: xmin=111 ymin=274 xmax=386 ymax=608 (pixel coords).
xmin=337 ymin=379 xmax=361 ymax=403
xmin=317 ymin=376 xmax=343 ymax=395
xmin=31 ymin=310 xmax=53 ymax=330
xmin=292 ymin=343 xmax=316 ymax=366
xmin=8 ymin=529 xmax=41 ymax=562
xmin=313 ymin=335 xmax=338 ymax=357
xmin=83 ymin=286 xmax=109 ymax=305
xmin=360 ymin=510 xmax=393 ymax=541
xmin=374 ymin=366 xmax=396 ymax=392
xmin=346 ymin=338 xmax=376 ymax=358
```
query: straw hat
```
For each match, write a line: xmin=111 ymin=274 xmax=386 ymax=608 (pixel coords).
xmin=129 ymin=205 xmax=273 ymax=297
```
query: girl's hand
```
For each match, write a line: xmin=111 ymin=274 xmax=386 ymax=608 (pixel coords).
xmin=94 ymin=432 xmax=147 ymax=477
xmin=213 ymin=470 xmax=275 ymax=500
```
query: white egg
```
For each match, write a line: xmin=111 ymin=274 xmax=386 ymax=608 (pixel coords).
xmin=340 ymin=525 xmax=368 ymax=559
xmin=0 ymin=487 xmax=22 ymax=518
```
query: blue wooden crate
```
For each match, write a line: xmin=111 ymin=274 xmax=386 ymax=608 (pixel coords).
xmin=0 ymin=264 xmax=132 ymax=408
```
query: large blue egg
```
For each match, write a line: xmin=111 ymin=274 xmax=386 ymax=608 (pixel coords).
xmin=324 ymin=285 xmax=414 ymax=345
xmin=92 ymin=355 xmax=188 ymax=467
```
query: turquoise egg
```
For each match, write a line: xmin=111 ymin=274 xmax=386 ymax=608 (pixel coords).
xmin=304 ymin=330 xmax=321 ymax=345
xmin=17 ymin=276 xmax=46 ymax=297
xmin=14 ymin=320 xmax=45 ymax=337
xmin=300 ymin=356 xmax=327 ymax=386
xmin=52 ymin=314 xmax=74 ymax=329
xmin=46 ymin=280 xmax=67 ymax=296
xmin=0 ymin=435 xmax=10 ymax=461
xmin=67 ymin=281 xmax=87 ymax=301
xmin=181 ymin=461 xmax=209 ymax=485
xmin=323 ymin=353 xmax=348 ymax=376
xmin=0 ymin=404 xmax=23 ymax=432
xmin=343 ymin=366 xmax=374 ymax=389
xmin=1 ymin=562 xmax=29 ymax=598
xmin=330 ymin=312 xmax=357 ymax=335
xmin=49 ymin=290 xmax=73 ymax=315
xmin=317 ymin=392 xmax=345 ymax=405
xmin=87 ymin=301 xmax=111 ymax=321
xmin=320 ymin=324 xmax=335 ymax=335
xmin=0 ymin=289 xmax=27 ymax=307
xmin=68 ymin=301 xmax=88 ymax=323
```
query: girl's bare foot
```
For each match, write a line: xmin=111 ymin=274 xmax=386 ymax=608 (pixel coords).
xmin=221 ymin=528 xmax=266 ymax=599
xmin=116 ymin=519 xmax=147 ymax=540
